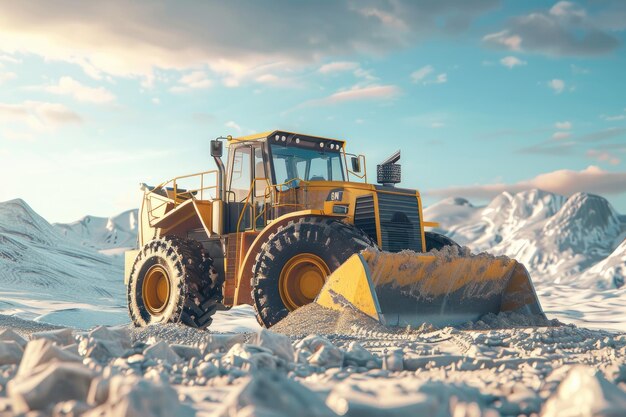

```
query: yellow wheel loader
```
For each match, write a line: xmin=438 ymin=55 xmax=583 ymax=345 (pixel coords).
xmin=124 ymin=131 xmax=544 ymax=329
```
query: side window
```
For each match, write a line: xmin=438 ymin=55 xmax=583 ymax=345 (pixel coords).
xmin=274 ymin=158 xmax=289 ymax=185
xmin=254 ymin=147 xmax=266 ymax=198
xmin=330 ymin=156 xmax=344 ymax=181
xmin=230 ymin=146 xmax=251 ymax=201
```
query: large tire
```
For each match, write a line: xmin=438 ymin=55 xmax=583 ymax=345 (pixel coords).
xmin=424 ymin=231 xmax=460 ymax=252
xmin=127 ymin=236 xmax=222 ymax=329
xmin=251 ymin=217 xmax=376 ymax=328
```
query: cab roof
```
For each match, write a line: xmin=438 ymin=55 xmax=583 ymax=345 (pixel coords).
xmin=229 ymin=130 xmax=346 ymax=145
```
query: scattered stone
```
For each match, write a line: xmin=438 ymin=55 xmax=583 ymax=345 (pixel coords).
xmin=85 ymin=375 xmax=193 ymax=417
xmin=18 ymin=339 xmax=81 ymax=377
xmin=52 ymin=400 xmax=91 ymax=417
xmin=344 ymin=342 xmax=375 ymax=367
xmin=30 ymin=328 xmax=75 ymax=346
xmin=542 ymin=365 xmax=626 ymax=417
xmin=144 ymin=340 xmax=182 ymax=364
xmin=382 ymin=349 xmax=404 ymax=372
xmin=0 ymin=341 xmax=23 ymax=365
xmin=255 ymin=329 xmax=294 ymax=362
xmin=216 ymin=372 xmax=336 ymax=417
xmin=8 ymin=362 xmax=94 ymax=413
xmin=171 ymin=344 xmax=202 ymax=361
xmin=0 ymin=329 xmax=27 ymax=348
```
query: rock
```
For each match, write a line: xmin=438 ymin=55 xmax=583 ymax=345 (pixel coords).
xmin=216 ymin=372 xmax=336 ymax=417
xmin=295 ymin=335 xmax=336 ymax=354
xmin=52 ymin=400 xmax=91 ymax=417
xmin=308 ymin=345 xmax=343 ymax=368
xmin=197 ymin=362 xmax=219 ymax=379
xmin=78 ymin=338 xmax=124 ymax=362
xmin=18 ymin=339 xmax=81 ymax=377
xmin=87 ymin=378 xmax=109 ymax=405
xmin=327 ymin=383 xmax=436 ymax=417
xmin=30 ymin=328 xmax=75 ymax=346
xmin=144 ymin=341 xmax=182 ymax=364
xmin=89 ymin=326 xmax=131 ymax=349
xmin=255 ymin=329 xmax=294 ymax=362
xmin=203 ymin=334 xmax=247 ymax=353
xmin=223 ymin=344 xmax=278 ymax=371
xmin=344 ymin=342 xmax=375 ymax=367
xmin=8 ymin=362 xmax=94 ymax=413
xmin=382 ymin=349 xmax=403 ymax=372
xmin=0 ymin=341 xmax=23 ymax=365
xmin=171 ymin=344 xmax=202 ymax=361
xmin=84 ymin=375 xmax=193 ymax=417
xmin=542 ymin=365 xmax=626 ymax=417
xmin=0 ymin=329 xmax=27 ymax=348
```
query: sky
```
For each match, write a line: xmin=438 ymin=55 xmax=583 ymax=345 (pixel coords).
xmin=1 ymin=0 xmax=626 ymax=223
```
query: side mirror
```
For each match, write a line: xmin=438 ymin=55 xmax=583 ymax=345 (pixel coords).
xmin=351 ymin=156 xmax=361 ymax=173
xmin=210 ymin=140 xmax=223 ymax=158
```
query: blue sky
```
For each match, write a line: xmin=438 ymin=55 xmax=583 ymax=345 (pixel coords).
xmin=1 ymin=0 xmax=625 ymax=222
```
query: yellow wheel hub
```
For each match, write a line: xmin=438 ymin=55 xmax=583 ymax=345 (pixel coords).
xmin=279 ymin=253 xmax=330 ymax=311
xmin=142 ymin=264 xmax=171 ymax=315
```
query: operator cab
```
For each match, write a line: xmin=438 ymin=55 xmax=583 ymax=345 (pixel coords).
xmin=223 ymin=131 xmax=347 ymax=232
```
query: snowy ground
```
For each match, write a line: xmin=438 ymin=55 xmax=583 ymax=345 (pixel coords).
xmin=1 ymin=304 xmax=626 ymax=416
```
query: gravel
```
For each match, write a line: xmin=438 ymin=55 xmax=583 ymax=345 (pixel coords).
xmin=271 ymin=302 xmax=388 ymax=337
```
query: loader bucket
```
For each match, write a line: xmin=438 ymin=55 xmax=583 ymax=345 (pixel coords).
xmin=315 ymin=249 xmax=545 ymax=328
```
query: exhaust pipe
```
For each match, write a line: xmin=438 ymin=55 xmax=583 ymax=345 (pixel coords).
xmin=210 ymin=138 xmax=226 ymax=200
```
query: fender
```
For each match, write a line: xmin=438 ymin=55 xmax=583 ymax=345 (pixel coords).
xmin=233 ymin=209 xmax=345 ymax=305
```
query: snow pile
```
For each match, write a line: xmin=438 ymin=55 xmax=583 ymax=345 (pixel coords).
xmin=0 ymin=199 xmax=126 ymax=327
xmin=579 ymin=239 xmax=626 ymax=289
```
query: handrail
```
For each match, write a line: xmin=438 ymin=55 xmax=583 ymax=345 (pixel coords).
xmin=144 ymin=170 xmax=219 ymax=226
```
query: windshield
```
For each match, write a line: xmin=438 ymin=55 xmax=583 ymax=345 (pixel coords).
xmin=270 ymin=144 xmax=345 ymax=184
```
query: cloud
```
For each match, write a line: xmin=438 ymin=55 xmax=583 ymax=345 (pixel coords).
xmin=318 ymin=61 xmax=359 ymax=74
xmin=483 ymin=2 xmax=621 ymax=57
xmin=411 ymin=65 xmax=434 ymax=82
xmin=578 ymin=127 xmax=626 ymax=142
xmin=32 ymin=76 xmax=115 ymax=103
xmin=587 ymin=150 xmax=621 ymax=166
xmin=411 ymin=66 xmax=446 ymax=84
xmin=552 ymin=131 xmax=571 ymax=140
xmin=254 ymin=73 xmax=300 ymax=88
xmin=225 ymin=121 xmax=242 ymax=133
xmin=548 ymin=79 xmax=565 ymax=94
xmin=303 ymin=84 xmax=400 ymax=106
xmin=0 ymin=1 xmax=498 ymax=83
xmin=555 ymin=121 xmax=571 ymax=130
xmin=0 ymin=71 xmax=16 ymax=84
xmin=518 ymin=140 xmax=575 ymax=155
xmin=170 ymin=71 xmax=212 ymax=92
xmin=427 ymin=165 xmax=626 ymax=199
xmin=0 ymin=100 xmax=82 ymax=131
xmin=0 ymin=54 xmax=21 ymax=64
xmin=499 ymin=56 xmax=526 ymax=68
xmin=601 ymin=109 xmax=626 ymax=121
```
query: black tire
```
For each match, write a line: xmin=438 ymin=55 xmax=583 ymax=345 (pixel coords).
xmin=251 ymin=217 xmax=376 ymax=328
xmin=424 ymin=231 xmax=460 ymax=252
xmin=127 ymin=236 xmax=222 ymax=329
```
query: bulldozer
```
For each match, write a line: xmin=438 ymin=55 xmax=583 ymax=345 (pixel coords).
xmin=124 ymin=130 xmax=544 ymax=329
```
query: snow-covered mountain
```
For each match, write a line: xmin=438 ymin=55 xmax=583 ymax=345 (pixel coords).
xmin=424 ymin=189 xmax=626 ymax=288
xmin=0 ymin=198 xmax=127 ymax=327
xmin=54 ymin=209 xmax=138 ymax=255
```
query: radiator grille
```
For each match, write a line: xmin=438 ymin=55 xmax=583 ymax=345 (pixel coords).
xmin=354 ymin=195 xmax=377 ymax=242
xmin=378 ymin=193 xmax=423 ymax=253
xmin=353 ymin=193 xmax=423 ymax=253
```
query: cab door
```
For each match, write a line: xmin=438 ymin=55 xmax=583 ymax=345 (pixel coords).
xmin=226 ymin=144 xmax=253 ymax=232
